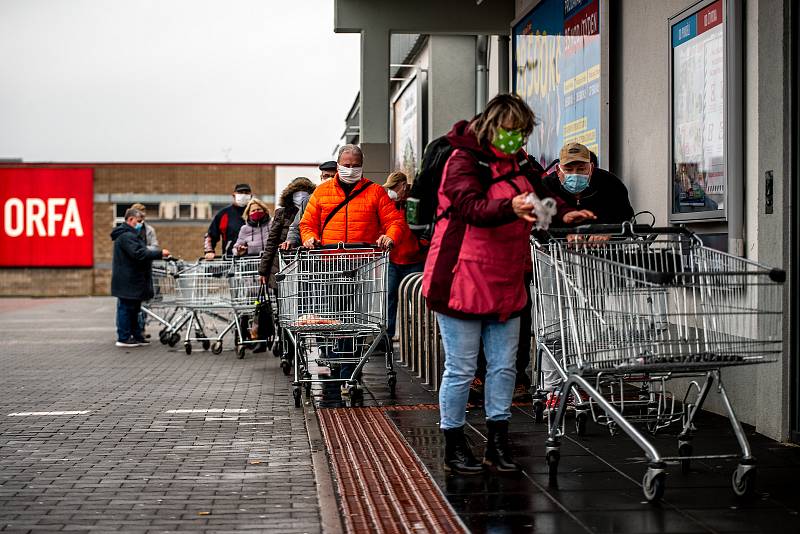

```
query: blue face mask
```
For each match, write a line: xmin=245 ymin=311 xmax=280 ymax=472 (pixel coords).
xmin=562 ymin=173 xmax=590 ymax=194
xmin=134 ymin=222 xmax=143 ymax=231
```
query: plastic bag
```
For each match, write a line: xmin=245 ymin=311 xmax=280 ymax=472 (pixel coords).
xmin=525 ymin=192 xmax=558 ymax=230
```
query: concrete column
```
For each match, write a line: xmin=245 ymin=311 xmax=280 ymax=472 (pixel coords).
xmin=359 ymin=29 xmax=392 ymax=180
xmin=428 ymin=36 xmax=477 ymax=140
xmin=498 ymin=35 xmax=510 ymax=94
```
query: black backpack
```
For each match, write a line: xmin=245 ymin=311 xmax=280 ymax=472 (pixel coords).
xmin=405 ymin=136 xmax=454 ymax=239
xmin=406 ymin=135 xmax=544 ymax=241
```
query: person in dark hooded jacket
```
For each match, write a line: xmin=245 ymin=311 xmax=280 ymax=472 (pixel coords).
xmin=258 ymin=177 xmax=316 ymax=285
xmin=111 ymin=208 xmax=169 ymax=347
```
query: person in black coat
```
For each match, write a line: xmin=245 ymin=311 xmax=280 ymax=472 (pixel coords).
xmin=544 ymin=142 xmax=634 ymax=226
xmin=111 ymin=208 xmax=169 ymax=348
xmin=204 ymin=183 xmax=252 ymax=259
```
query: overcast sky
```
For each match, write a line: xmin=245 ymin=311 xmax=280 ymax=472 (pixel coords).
xmin=0 ymin=0 xmax=360 ymax=163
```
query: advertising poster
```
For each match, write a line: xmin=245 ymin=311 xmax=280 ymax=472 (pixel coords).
xmin=392 ymin=77 xmax=419 ymax=181
xmin=513 ymin=0 xmax=602 ymax=168
xmin=0 ymin=168 xmax=94 ymax=267
xmin=671 ymin=0 xmax=725 ymax=217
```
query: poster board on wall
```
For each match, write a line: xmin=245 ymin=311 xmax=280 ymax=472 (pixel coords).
xmin=512 ymin=0 xmax=609 ymax=169
xmin=392 ymin=75 xmax=422 ymax=182
xmin=669 ymin=0 xmax=730 ymax=222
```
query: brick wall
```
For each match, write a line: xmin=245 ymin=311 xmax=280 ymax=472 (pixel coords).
xmin=0 ymin=268 xmax=93 ymax=297
xmin=0 ymin=163 xmax=278 ymax=297
xmin=94 ymin=165 xmax=275 ymax=196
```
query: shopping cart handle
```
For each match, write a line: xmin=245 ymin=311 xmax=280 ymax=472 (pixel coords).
xmin=548 ymin=223 xmax=693 ymax=237
xmin=316 ymin=242 xmax=383 ymax=251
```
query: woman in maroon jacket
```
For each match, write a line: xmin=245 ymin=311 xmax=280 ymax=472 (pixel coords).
xmin=423 ymin=94 xmax=584 ymax=475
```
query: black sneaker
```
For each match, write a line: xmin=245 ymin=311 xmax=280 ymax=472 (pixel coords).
xmin=133 ymin=338 xmax=150 ymax=346
xmin=115 ymin=339 xmax=140 ymax=348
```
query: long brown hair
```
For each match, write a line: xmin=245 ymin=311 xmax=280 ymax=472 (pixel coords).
xmin=469 ymin=93 xmax=537 ymax=147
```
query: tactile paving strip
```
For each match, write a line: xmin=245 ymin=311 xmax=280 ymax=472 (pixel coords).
xmin=317 ymin=407 xmax=466 ymax=534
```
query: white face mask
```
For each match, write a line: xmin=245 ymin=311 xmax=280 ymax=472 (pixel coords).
xmin=292 ymin=191 xmax=310 ymax=208
xmin=386 ymin=189 xmax=399 ymax=201
xmin=337 ymin=165 xmax=363 ymax=184
xmin=234 ymin=193 xmax=252 ymax=207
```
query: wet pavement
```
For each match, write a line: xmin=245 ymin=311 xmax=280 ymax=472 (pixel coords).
xmin=387 ymin=404 xmax=800 ymax=534
xmin=313 ymin=346 xmax=800 ymax=534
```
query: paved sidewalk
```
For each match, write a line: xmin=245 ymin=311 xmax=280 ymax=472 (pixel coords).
xmin=0 ymin=298 xmax=321 ymax=533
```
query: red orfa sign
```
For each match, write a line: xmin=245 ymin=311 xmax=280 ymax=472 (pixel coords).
xmin=0 ymin=168 xmax=94 ymax=267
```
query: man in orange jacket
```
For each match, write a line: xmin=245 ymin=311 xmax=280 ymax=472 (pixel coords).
xmin=299 ymin=144 xmax=404 ymax=390
xmin=300 ymin=145 xmax=403 ymax=248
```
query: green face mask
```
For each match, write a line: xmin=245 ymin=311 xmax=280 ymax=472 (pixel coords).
xmin=492 ymin=127 xmax=525 ymax=155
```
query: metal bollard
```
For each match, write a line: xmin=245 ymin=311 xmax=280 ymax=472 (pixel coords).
xmin=397 ymin=273 xmax=418 ymax=367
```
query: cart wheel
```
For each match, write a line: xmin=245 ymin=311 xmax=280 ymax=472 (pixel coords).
xmin=388 ymin=375 xmax=397 ymax=398
xmin=293 ymin=387 xmax=302 ymax=407
xmin=168 ymin=333 xmax=180 ymax=347
xmin=732 ymin=464 xmax=757 ymax=499
xmin=575 ymin=411 xmax=588 ymax=437
xmin=533 ymin=401 xmax=545 ymax=424
xmin=642 ymin=468 xmax=666 ymax=503
xmin=280 ymin=359 xmax=291 ymax=376
xmin=211 ymin=341 xmax=223 ymax=355
xmin=202 ymin=340 xmax=211 ymax=351
xmin=678 ymin=442 xmax=692 ymax=475
xmin=236 ymin=345 xmax=246 ymax=359
xmin=545 ymin=449 xmax=560 ymax=485
xmin=159 ymin=329 xmax=168 ymax=344
xmin=184 ymin=342 xmax=192 ymax=355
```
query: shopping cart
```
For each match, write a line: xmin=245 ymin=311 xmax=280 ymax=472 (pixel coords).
xmin=228 ymin=255 xmax=274 ymax=359
xmin=273 ymin=249 xmax=297 ymax=376
xmin=531 ymin=223 xmax=784 ymax=502
xmin=143 ymin=257 xmax=188 ymax=347
xmin=276 ymin=243 xmax=395 ymax=407
xmin=174 ymin=258 xmax=237 ymax=355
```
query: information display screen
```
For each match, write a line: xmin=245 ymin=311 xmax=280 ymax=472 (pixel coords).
xmin=671 ymin=0 xmax=725 ymax=218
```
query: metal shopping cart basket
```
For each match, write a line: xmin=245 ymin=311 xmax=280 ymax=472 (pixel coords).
xmin=143 ymin=257 xmax=188 ymax=347
xmin=174 ymin=258 xmax=236 ymax=355
xmin=276 ymin=243 xmax=395 ymax=407
xmin=531 ymin=223 xmax=785 ymax=502
xmin=228 ymin=255 xmax=275 ymax=359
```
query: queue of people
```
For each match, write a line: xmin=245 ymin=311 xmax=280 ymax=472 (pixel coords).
xmin=109 ymin=92 xmax=635 ymax=478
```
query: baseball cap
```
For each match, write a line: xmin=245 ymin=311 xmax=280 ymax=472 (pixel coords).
xmin=319 ymin=161 xmax=337 ymax=172
xmin=234 ymin=183 xmax=252 ymax=193
xmin=559 ymin=142 xmax=591 ymax=165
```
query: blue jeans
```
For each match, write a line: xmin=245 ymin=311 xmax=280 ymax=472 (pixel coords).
xmin=116 ymin=298 xmax=144 ymax=342
xmin=437 ymin=313 xmax=520 ymax=429
xmin=387 ymin=261 xmax=425 ymax=338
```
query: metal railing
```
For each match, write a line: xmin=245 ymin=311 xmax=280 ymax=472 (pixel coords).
xmin=397 ymin=273 xmax=444 ymax=392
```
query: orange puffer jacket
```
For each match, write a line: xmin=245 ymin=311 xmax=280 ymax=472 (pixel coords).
xmin=299 ymin=177 xmax=405 ymax=245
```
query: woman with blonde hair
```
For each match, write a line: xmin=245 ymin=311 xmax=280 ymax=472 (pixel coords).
xmin=233 ymin=198 xmax=271 ymax=256
xmin=383 ymin=171 xmax=425 ymax=341
xmin=422 ymin=93 xmax=584 ymax=475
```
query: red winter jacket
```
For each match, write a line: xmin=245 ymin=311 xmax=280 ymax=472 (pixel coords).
xmin=388 ymin=202 xmax=427 ymax=265
xmin=422 ymin=120 xmax=563 ymax=321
